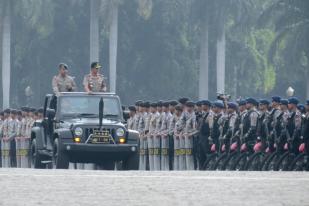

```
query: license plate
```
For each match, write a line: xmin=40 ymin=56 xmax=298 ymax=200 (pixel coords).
xmin=92 ymin=130 xmax=110 ymax=144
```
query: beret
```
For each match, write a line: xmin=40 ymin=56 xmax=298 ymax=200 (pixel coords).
xmin=185 ymin=101 xmax=195 ymax=107
xmin=150 ymin=102 xmax=158 ymax=107
xmin=196 ymin=101 xmax=203 ymax=106
xmin=246 ymin=97 xmax=258 ymax=106
xmin=175 ymin=105 xmax=183 ymax=111
xmin=280 ymin=99 xmax=289 ymax=106
xmin=178 ymin=97 xmax=189 ymax=104
xmin=238 ymin=100 xmax=247 ymax=106
xmin=259 ymin=99 xmax=270 ymax=105
xmin=144 ymin=101 xmax=150 ymax=108
xmin=201 ymin=100 xmax=212 ymax=106
xmin=128 ymin=106 xmax=136 ymax=111
xmin=271 ymin=96 xmax=281 ymax=103
xmin=11 ymin=109 xmax=18 ymax=114
xmin=213 ymin=100 xmax=224 ymax=109
xmin=4 ymin=108 xmax=11 ymax=113
xmin=169 ymin=100 xmax=178 ymax=106
xmin=162 ymin=102 xmax=170 ymax=107
xmin=297 ymin=104 xmax=305 ymax=112
xmin=157 ymin=100 xmax=163 ymax=107
xmin=135 ymin=100 xmax=143 ymax=106
xmin=288 ymin=97 xmax=299 ymax=105
xmin=227 ymin=102 xmax=238 ymax=110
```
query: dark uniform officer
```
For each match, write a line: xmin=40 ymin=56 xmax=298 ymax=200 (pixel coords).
xmin=198 ymin=100 xmax=212 ymax=169
xmin=257 ymin=99 xmax=271 ymax=150
xmin=209 ymin=101 xmax=225 ymax=152
xmin=225 ymin=102 xmax=239 ymax=152
xmin=242 ymin=98 xmax=259 ymax=148
xmin=268 ymin=96 xmax=282 ymax=152
xmin=302 ymin=100 xmax=309 ymax=161
xmin=287 ymin=97 xmax=302 ymax=154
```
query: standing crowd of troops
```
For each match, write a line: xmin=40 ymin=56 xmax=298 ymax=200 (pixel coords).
xmin=1 ymin=60 xmax=308 ymax=171
xmin=127 ymin=96 xmax=309 ymax=171
xmin=0 ymin=107 xmax=43 ymax=168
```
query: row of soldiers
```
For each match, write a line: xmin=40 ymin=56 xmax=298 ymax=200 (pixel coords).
xmin=126 ymin=96 xmax=309 ymax=170
xmin=0 ymin=107 xmax=43 ymax=168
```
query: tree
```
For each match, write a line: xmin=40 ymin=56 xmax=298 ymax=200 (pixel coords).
xmin=260 ymin=0 xmax=309 ymax=98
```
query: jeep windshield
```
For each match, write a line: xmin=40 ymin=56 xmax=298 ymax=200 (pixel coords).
xmin=58 ymin=96 xmax=121 ymax=119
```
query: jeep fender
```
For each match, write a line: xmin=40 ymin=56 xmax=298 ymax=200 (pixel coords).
xmin=54 ymin=128 xmax=74 ymax=147
xmin=31 ymin=126 xmax=45 ymax=150
xmin=127 ymin=129 xmax=139 ymax=144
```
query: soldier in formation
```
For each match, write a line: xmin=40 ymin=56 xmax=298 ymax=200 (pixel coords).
xmin=0 ymin=107 xmax=40 ymax=168
xmin=125 ymin=95 xmax=309 ymax=171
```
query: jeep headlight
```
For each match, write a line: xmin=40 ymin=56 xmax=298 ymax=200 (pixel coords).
xmin=74 ymin=127 xmax=83 ymax=136
xmin=116 ymin=128 xmax=125 ymax=137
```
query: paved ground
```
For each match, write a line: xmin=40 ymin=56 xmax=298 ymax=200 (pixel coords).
xmin=0 ymin=169 xmax=308 ymax=206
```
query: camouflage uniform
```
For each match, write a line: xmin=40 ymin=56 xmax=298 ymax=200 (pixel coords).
xmin=52 ymin=75 xmax=76 ymax=95
xmin=83 ymin=73 xmax=107 ymax=92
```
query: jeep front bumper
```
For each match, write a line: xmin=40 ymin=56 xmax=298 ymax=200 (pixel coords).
xmin=63 ymin=143 xmax=139 ymax=163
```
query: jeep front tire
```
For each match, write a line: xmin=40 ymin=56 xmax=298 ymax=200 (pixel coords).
xmin=52 ymin=138 xmax=69 ymax=169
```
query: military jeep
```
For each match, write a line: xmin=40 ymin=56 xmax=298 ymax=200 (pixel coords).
xmin=30 ymin=92 xmax=139 ymax=170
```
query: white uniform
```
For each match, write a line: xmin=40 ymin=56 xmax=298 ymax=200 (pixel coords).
xmin=148 ymin=112 xmax=158 ymax=171
xmin=184 ymin=112 xmax=197 ymax=170
xmin=1 ymin=118 xmax=10 ymax=168
xmin=153 ymin=112 xmax=162 ymax=170
xmin=138 ymin=112 xmax=147 ymax=170
xmin=160 ymin=111 xmax=172 ymax=170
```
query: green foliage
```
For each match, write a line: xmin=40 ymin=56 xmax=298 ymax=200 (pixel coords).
xmin=245 ymin=29 xmax=276 ymax=93
xmin=1 ymin=0 xmax=309 ymax=108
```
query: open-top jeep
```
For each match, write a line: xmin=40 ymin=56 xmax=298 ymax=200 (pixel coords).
xmin=30 ymin=92 xmax=139 ymax=169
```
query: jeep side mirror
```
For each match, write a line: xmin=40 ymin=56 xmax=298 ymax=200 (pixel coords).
xmin=46 ymin=108 xmax=56 ymax=119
